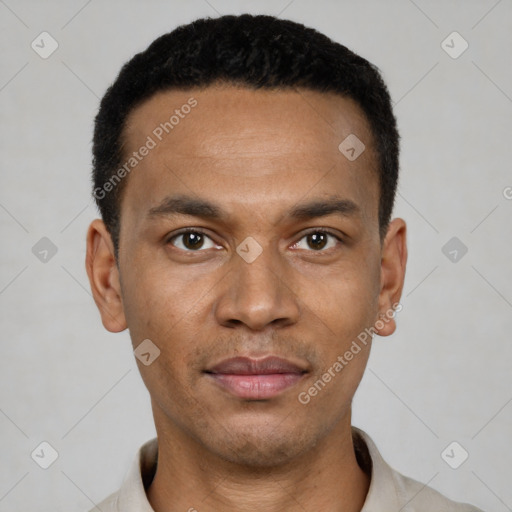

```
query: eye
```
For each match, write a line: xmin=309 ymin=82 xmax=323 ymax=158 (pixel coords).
xmin=167 ymin=229 xmax=219 ymax=251
xmin=291 ymin=230 xmax=342 ymax=252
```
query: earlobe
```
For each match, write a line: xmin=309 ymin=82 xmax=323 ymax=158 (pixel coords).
xmin=85 ymin=219 xmax=127 ymax=333
xmin=375 ymin=218 xmax=407 ymax=337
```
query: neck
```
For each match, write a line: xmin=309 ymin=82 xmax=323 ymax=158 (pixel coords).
xmin=147 ymin=411 xmax=370 ymax=512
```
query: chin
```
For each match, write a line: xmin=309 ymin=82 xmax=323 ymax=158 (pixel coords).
xmin=205 ymin=423 xmax=315 ymax=468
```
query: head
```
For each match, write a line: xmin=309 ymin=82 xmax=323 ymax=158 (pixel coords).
xmin=92 ymin=14 xmax=400 ymax=257
xmin=86 ymin=14 xmax=407 ymax=467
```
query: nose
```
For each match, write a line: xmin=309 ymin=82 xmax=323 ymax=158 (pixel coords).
xmin=213 ymin=242 xmax=301 ymax=331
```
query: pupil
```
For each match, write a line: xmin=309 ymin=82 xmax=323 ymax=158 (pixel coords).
xmin=184 ymin=232 xmax=203 ymax=250
xmin=308 ymin=232 xmax=326 ymax=250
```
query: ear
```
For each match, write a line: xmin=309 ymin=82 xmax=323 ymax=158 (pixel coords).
xmin=85 ymin=219 xmax=127 ymax=332
xmin=374 ymin=218 xmax=407 ymax=337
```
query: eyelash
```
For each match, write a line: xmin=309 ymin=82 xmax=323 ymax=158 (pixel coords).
xmin=166 ymin=227 xmax=344 ymax=252
xmin=291 ymin=228 xmax=344 ymax=252
xmin=166 ymin=227 xmax=217 ymax=250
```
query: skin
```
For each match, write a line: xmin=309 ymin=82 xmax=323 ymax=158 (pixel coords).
xmin=86 ymin=84 xmax=407 ymax=512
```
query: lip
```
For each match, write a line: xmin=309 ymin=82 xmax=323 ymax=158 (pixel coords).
xmin=204 ymin=356 xmax=308 ymax=400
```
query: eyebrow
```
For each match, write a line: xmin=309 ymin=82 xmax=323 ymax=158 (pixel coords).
xmin=147 ymin=195 xmax=224 ymax=220
xmin=288 ymin=197 xmax=360 ymax=221
xmin=146 ymin=194 xmax=360 ymax=223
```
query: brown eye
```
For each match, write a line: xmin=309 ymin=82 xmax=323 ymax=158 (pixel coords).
xmin=168 ymin=230 xmax=218 ymax=251
xmin=307 ymin=232 xmax=328 ymax=250
xmin=291 ymin=230 xmax=341 ymax=252
xmin=182 ymin=232 xmax=204 ymax=250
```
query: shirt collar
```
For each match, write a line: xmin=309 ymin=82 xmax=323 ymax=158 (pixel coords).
xmin=113 ymin=427 xmax=398 ymax=511
xmin=353 ymin=426 xmax=401 ymax=509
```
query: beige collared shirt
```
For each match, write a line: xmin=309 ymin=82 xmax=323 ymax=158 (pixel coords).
xmin=91 ymin=427 xmax=483 ymax=511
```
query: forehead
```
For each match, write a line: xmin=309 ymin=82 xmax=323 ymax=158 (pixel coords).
xmin=120 ymin=85 xmax=379 ymax=226
xmin=123 ymin=85 xmax=373 ymax=156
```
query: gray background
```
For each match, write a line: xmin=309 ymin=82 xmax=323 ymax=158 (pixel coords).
xmin=1 ymin=0 xmax=511 ymax=510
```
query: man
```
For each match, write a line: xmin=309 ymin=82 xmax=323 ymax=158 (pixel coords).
xmin=85 ymin=14 xmax=483 ymax=511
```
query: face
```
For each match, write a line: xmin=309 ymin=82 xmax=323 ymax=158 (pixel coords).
xmin=86 ymin=85 xmax=406 ymax=467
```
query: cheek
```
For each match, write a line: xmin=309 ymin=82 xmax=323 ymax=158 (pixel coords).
xmin=123 ymin=271 xmax=202 ymax=406
xmin=298 ymin=263 xmax=378 ymax=416
xmin=120 ymin=259 xmax=216 ymax=392
xmin=301 ymin=255 xmax=380 ymax=338
xmin=121 ymin=255 xmax=205 ymax=338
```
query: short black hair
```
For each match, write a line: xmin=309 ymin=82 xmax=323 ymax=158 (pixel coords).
xmin=92 ymin=14 xmax=399 ymax=258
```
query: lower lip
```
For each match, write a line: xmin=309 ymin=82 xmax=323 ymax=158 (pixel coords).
xmin=207 ymin=373 xmax=305 ymax=399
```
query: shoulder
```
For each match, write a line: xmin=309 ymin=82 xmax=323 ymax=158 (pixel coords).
xmin=392 ymin=470 xmax=484 ymax=511
xmin=88 ymin=491 xmax=119 ymax=512
xmin=87 ymin=437 xmax=158 ymax=512
xmin=353 ymin=427 xmax=484 ymax=512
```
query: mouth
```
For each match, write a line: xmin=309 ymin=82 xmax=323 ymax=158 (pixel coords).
xmin=203 ymin=356 xmax=308 ymax=400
